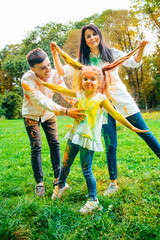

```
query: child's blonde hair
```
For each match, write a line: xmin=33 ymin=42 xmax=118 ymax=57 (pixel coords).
xmin=73 ymin=66 xmax=110 ymax=98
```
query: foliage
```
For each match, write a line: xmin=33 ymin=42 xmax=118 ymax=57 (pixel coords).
xmin=131 ymin=0 xmax=160 ymax=33
xmin=0 ymin=44 xmax=22 ymax=62
xmin=0 ymin=115 xmax=159 ymax=239
xmin=0 ymin=44 xmax=29 ymax=94
xmin=63 ymin=29 xmax=81 ymax=59
xmin=20 ymin=22 xmax=73 ymax=64
xmin=73 ymin=13 xmax=100 ymax=29
xmin=1 ymin=55 xmax=29 ymax=87
xmin=0 ymin=22 xmax=73 ymax=96
xmin=0 ymin=8 xmax=159 ymax=110
xmin=0 ymin=69 xmax=14 ymax=93
xmin=94 ymin=10 xmax=139 ymax=50
xmin=0 ymin=94 xmax=5 ymax=117
xmin=150 ymin=43 xmax=160 ymax=103
xmin=1 ymin=92 xmax=22 ymax=119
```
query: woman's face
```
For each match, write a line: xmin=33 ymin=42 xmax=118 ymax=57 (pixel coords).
xmin=84 ymin=28 xmax=100 ymax=50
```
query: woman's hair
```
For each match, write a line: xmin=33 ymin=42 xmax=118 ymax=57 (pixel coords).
xmin=26 ymin=48 xmax=47 ymax=67
xmin=78 ymin=24 xmax=114 ymax=65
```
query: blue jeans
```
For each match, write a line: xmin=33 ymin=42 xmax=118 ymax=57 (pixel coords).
xmin=58 ymin=139 xmax=97 ymax=200
xmin=102 ymin=114 xmax=117 ymax=180
xmin=24 ymin=116 xmax=61 ymax=183
xmin=102 ymin=112 xmax=160 ymax=180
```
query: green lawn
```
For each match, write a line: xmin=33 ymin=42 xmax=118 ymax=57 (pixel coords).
xmin=0 ymin=113 xmax=160 ymax=240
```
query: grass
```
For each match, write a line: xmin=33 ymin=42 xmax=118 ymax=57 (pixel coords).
xmin=0 ymin=112 xmax=160 ymax=240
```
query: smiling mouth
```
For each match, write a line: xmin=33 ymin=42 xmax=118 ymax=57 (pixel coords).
xmin=90 ymin=41 xmax=97 ymax=44
xmin=46 ymin=73 xmax=51 ymax=76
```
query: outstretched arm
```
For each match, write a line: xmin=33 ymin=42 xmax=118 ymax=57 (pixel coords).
xmin=101 ymin=99 xmax=148 ymax=133
xmin=39 ymin=78 xmax=77 ymax=98
xmin=134 ymin=40 xmax=148 ymax=63
xmin=21 ymin=78 xmax=85 ymax=121
xmin=50 ymin=42 xmax=64 ymax=76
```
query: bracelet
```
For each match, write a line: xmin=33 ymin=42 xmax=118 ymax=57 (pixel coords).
xmin=66 ymin=109 xmax=68 ymax=115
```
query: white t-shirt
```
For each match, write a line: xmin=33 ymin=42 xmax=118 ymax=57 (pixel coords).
xmin=21 ymin=70 xmax=73 ymax=122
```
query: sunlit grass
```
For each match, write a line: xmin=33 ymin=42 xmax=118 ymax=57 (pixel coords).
xmin=0 ymin=113 xmax=159 ymax=240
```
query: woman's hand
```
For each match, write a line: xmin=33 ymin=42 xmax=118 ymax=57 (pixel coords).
xmin=131 ymin=127 xmax=149 ymax=133
xmin=138 ymin=40 xmax=148 ymax=50
xmin=135 ymin=40 xmax=148 ymax=63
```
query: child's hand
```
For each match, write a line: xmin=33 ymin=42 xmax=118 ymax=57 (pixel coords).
xmin=50 ymin=42 xmax=58 ymax=54
xmin=132 ymin=127 xmax=149 ymax=133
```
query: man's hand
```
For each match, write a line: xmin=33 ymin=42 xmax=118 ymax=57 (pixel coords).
xmin=67 ymin=107 xmax=86 ymax=123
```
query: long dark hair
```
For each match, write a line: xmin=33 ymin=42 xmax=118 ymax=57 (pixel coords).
xmin=78 ymin=24 xmax=114 ymax=65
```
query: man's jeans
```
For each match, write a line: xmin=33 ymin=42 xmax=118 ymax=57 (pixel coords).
xmin=24 ymin=116 xmax=61 ymax=183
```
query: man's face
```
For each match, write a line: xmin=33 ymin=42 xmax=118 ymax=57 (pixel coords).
xmin=31 ymin=57 xmax=52 ymax=81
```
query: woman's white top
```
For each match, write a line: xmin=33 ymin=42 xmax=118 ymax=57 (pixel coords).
xmin=63 ymin=47 xmax=142 ymax=118
xmin=65 ymin=91 xmax=107 ymax=152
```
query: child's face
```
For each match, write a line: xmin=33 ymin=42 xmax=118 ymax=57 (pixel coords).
xmin=84 ymin=29 xmax=100 ymax=50
xmin=82 ymin=71 xmax=99 ymax=93
xmin=31 ymin=57 xmax=52 ymax=81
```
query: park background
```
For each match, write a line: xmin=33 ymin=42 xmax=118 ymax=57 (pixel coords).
xmin=0 ymin=0 xmax=160 ymax=239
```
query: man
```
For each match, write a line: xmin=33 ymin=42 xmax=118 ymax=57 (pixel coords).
xmin=21 ymin=48 xmax=84 ymax=197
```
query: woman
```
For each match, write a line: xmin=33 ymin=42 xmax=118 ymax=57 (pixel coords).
xmin=51 ymin=24 xmax=160 ymax=195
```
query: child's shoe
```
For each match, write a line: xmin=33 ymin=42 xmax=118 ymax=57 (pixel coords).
xmin=103 ymin=183 xmax=118 ymax=196
xmin=35 ymin=183 xmax=45 ymax=197
xmin=79 ymin=199 xmax=103 ymax=214
xmin=51 ymin=183 xmax=69 ymax=200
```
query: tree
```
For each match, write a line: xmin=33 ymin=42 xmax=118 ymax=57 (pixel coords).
xmin=0 ymin=22 xmax=73 ymax=95
xmin=1 ymin=92 xmax=22 ymax=119
xmin=73 ymin=14 xmax=100 ymax=29
xmin=0 ymin=44 xmax=29 ymax=94
xmin=131 ymin=0 xmax=160 ymax=33
xmin=0 ymin=70 xmax=14 ymax=93
xmin=1 ymin=55 xmax=29 ymax=88
xmin=20 ymin=22 xmax=73 ymax=66
xmin=95 ymin=10 xmax=143 ymax=100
